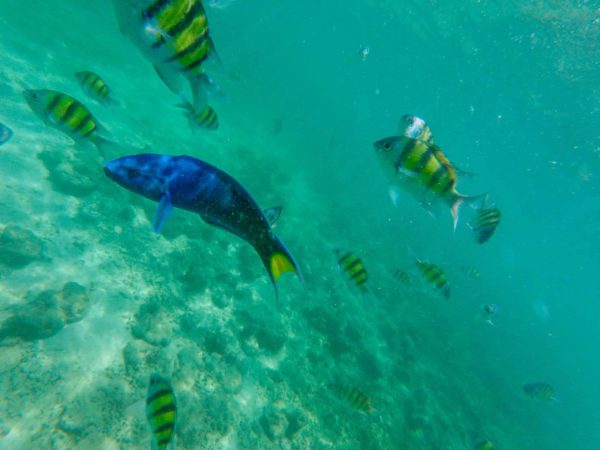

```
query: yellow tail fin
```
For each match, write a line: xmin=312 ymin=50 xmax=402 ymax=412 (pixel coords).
xmin=270 ymin=252 xmax=296 ymax=283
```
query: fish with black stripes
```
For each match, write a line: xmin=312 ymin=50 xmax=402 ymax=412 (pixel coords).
xmin=334 ymin=249 xmax=368 ymax=291
xmin=523 ymin=382 xmax=558 ymax=402
xmin=112 ymin=0 xmax=221 ymax=112
xmin=176 ymin=100 xmax=218 ymax=130
xmin=375 ymin=115 xmax=484 ymax=229
xmin=104 ymin=153 xmax=303 ymax=300
xmin=329 ymin=383 xmax=375 ymax=414
xmin=75 ymin=71 xmax=113 ymax=105
xmin=23 ymin=89 xmax=114 ymax=159
xmin=146 ymin=374 xmax=177 ymax=450
xmin=392 ymin=268 xmax=411 ymax=286
xmin=415 ymin=260 xmax=450 ymax=299
xmin=470 ymin=203 xmax=501 ymax=244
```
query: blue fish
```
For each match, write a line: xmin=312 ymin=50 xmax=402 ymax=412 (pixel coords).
xmin=0 ymin=122 xmax=13 ymax=146
xmin=104 ymin=154 xmax=303 ymax=298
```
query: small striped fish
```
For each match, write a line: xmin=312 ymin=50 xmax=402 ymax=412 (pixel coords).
xmin=335 ymin=250 xmax=368 ymax=290
xmin=415 ymin=260 xmax=450 ymax=299
xmin=177 ymin=101 xmax=219 ymax=130
xmin=392 ymin=268 xmax=411 ymax=286
xmin=75 ymin=71 xmax=112 ymax=104
xmin=463 ymin=266 xmax=480 ymax=279
xmin=113 ymin=0 xmax=220 ymax=111
xmin=23 ymin=89 xmax=111 ymax=158
xmin=470 ymin=206 xmax=501 ymax=244
xmin=330 ymin=383 xmax=375 ymax=414
xmin=146 ymin=374 xmax=177 ymax=450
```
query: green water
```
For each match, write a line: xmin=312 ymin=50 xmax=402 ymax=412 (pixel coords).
xmin=0 ymin=1 xmax=598 ymax=449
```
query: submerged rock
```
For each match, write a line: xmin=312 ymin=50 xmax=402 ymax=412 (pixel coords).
xmin=0 ymin=225 xmax=43 ymax=268
xmin=0 ymin=282 xmax=91 ymax=346
xmin=131 ymin=300 xmax=175 ymax=347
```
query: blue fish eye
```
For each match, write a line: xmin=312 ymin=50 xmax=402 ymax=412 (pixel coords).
xmin=126 ymin=168 xmax=141 ymax=178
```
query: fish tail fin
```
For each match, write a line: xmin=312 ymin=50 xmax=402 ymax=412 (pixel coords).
xmin=174 ymin=100 xmax=193 ymax=112
xmin=256 ymin=234 xmax=303 ymax=302
xmin=451 ymin=192 xmax=488 ymax=231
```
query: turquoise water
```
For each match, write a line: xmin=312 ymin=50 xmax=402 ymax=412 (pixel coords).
xmin=0 ymin=1 xmax=598 ymax=449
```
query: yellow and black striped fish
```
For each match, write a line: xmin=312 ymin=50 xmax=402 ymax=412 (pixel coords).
xmin=146 ymin=374 xmax=177 ymax=450
xmin=177 ymin=101 xmax=219 ymax=130
xmin=415 ymin=260 xmax=450 ymax=299
xmin=75 ymin=71 xmax=112 ymax=104
xmin=22 ymin=89 xmax=113 ymax=159
xmin=113 ymin=0 xmax=220 ymax=111
xmin=393 ymin=268 xmax=411 ymax=286
xmin=329 ymin=383 xmax=375 ymax=414
xmin=374 ymin=135 xmax=484 ymax=230
xmin=335 ymin=249 xmax=368 ymax=290
xmin=470 ymin=206 xmax=501 ymax=244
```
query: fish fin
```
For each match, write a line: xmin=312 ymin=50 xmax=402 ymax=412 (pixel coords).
xmin=451 ymin=192 xmax=488 ymax=231
xmin=263 ymin=206 xmax=283 ymax=228
xmin=207 ymin=37 xmax=223 ymax=69
xmin=124 ymin=398 xmax=146 ymax=420
xmin=174 ymin=101 xmax=193 ymax=112
xmin=453 ymin=165 xmax=477 ymax=178
xmin=190 ymin=75 xmax=209 ymax=112
xmin=92 ymin=136 xmax=125 ymax=162
xmin=256 ymin=234 xmax=303 ymax=302
xmin=153 ymin=192 xmax=173 ymax=233
xmin=388 ymin=186 xmax=401 ymax=206
xmin=154 ymin=63 xmax=184 ymax=96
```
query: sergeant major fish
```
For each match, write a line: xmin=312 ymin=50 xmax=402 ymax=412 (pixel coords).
xmin=334 ymin=249 xmax=368 ymax=291
xmin=104 ymin=154 xmax=303 ymax=299
xmin=392 ymin=268 xmax=411 ymax=286
xmin=470 ymin=203 xmax=501 ymax=244
xmin=75 ymin=71 xmax=113 ymax=105
xmin=176 ymin=101 xmax=219 ymax=130
xmin=329 ymin=383 xmax=375 ymax=414
xmin=112 ymin=0 xmax=220 ymax=112
xmin=415 ymin=260 xmax=450 ymax=299
xmin=375 ymin=115 xmax=483 ymax=229
xmin=146 ymin=374 xmax=177 ymax=450
xmin=523 ymin=382 xmax=558 ymax=402
xmin=23 ymin=89 xmax=114 ymax=159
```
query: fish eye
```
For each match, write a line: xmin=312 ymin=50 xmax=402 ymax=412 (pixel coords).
xmin=383 ymin=142 xmax=391 ymax=150
xmin=126 ymin=168 xmax=141 ymax=178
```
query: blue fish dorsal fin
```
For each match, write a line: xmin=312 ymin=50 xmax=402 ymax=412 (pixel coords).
xmin=153 ymin=192 xmax=173 ymax=233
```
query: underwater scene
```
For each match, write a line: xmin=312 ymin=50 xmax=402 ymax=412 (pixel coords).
xmin=0 ymin=0 xmax=598 ymax=449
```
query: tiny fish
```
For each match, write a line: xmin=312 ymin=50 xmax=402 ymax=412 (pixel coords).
xmin=335 ymin=250 xmax=368 ymax=290
xmin=23 ymin=89 xmax=112 ymax=158
xmin=470 ymin=206 xmax=501 ymax=244
xmin=330 ymin=383 xmax=374 ymax=414
xmin=415 ymin=260 xmax=450 ymax=299
xmin=75 ymin=71 xmax=112 ymax=104
xmin=476 ymin=440 xmax=494 ymax=450
xmin=0 ymin=123 xmax=13 ymax=146
xmin=104 ymin=154 xmax=303 ymax=299
xmin=176 ymin=101 xmax=219 ymax=130
xmin=463 ymin=266 xmax=480 ymax=279
xmin=392 ymin=268 xmax=411 ymax=286
xmin=146 ymin=374 xmax=177 ymax=450
xmin=112 ymin=0 xmax=221 ymax=112
xmin=263 ymin=206 xmax=282 ymax=228
xmin=481 ymin=304 xmax=498 ymax=326
xmin=523 ymin=382 xmax=557 ymax=401
xmin=357 ymin=46 xmax=370 ymax=61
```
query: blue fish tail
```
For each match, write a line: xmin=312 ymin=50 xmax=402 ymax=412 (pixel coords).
xmin=255 ymin=233 xmax=303 ymax=301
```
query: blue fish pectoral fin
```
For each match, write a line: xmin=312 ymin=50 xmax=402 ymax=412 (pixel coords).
xmin=263 ymin=206 xmax=283 ymax=228
xmin=154 ymin=63 xmax=184 ymax=96
xmin=152 ymin=192 xmax=173 ymax=233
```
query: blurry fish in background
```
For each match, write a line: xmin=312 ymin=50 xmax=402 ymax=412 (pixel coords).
xmin=415 ymin=260 xmax=450 ymax=299
xmin=480 ymin=303 xmax=498 ymax=326
xmin=476 ymin=440 xmax=494 ymax=450
xmin=146 ymin=374 xmax=177 ymax=450
xmin=357 ymin=45 xmax=370 ymax=61
xmin=176 ymin=101 xmax=219 ymax=130
xmin=523 ymin=382 xmax=558 ymax=402
xmin=0 ymin=123 xmax=13 ymax=146
xmin=329 ymin=383 xmax=375 ymax=414
xmin=75 ymin=71 xmax=113 ymax=105
xmin=104 ymin=154 xmax=303 ymax=299
xmin=392 ymin=268 xmax=411 ymax=286
xmin=462 ymin=266 xmax=481 ymax=279
xmin=533 ymin=299 xmax=551 ymax=321
xmin=112 ymin=0 xmax=221 ymax=112
xmin=263 ymin=206 xmax=282 ymax=228
xmin=470 ymin=200 xmax=501 ymax=244
xmin=23 ymin=89 xmax=116 ymax=159
xmin=374 ymin=117 xmax=485 ymax=230
xmin=334 ymin=249 xmax=368 ymax=291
